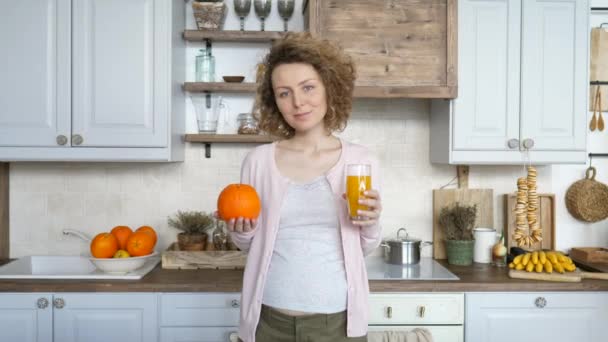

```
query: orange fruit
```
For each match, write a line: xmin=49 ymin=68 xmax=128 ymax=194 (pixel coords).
xmin=126 ymin=231 xmax=155 ymax=257
xmin=135 ymin=225 xmax=157 ymax=247
xmin=90 ymin=233 xmax=119 ymax=258
xmin=110 ymin=225 xmax=133 ymax=250
xmin=217 ymin=184 xmax=261 ymax=221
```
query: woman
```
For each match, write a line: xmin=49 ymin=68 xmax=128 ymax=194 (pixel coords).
xmin=226 ymin=32 xmax=383 ymax=342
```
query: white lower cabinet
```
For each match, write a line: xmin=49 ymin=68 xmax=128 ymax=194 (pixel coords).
xmin=0 ymin=293 xmax=157 ymax=342
xmin=159 ymin=293 xmax=241 ymax=342
xmin=466 ymin=292 xmax=608 ymax=342
xmin=369 ymin=293 xmax=464 ymax=342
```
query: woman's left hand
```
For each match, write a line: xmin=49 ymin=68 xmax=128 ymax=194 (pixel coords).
xmin=349 ymin=189 xmax=382 ymax=227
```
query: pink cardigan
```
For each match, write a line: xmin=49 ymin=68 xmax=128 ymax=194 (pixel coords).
xmin=230 ymin=138 xmax=383 ymax=342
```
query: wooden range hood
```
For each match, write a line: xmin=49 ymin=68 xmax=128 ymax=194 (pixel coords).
xmin=303 ymin=0 xmax=457 ymax=99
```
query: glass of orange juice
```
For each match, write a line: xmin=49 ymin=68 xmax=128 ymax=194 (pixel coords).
xmin=346 ymin=164 xmax=371 ymax=220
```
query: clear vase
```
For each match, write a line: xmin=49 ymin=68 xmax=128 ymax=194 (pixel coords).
xmin=195 ymin=48 xmax=215 ymax=82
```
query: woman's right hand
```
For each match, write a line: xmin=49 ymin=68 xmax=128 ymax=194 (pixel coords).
xmin=226 ymin=217 xmax=258 ymax=233
xmin=214 ymin=211 xmax=258 ymax=233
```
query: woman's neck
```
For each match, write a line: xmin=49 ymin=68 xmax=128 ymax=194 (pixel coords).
xmin=286 ymin=131 xmax=338 ymax=153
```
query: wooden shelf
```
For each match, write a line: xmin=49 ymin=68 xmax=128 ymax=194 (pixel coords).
xmin=183 ymin=82 xmax=456 ymax=98
xmin=183 ymin=30 xmax=286 ymax=42
xmin=185 ymin=134 xmax=276 ymax=144
xmin=183 ymin=82 xmax=257 ymax=93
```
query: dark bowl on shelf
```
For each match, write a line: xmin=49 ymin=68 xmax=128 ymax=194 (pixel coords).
xmin=223 ymin=76 xmax=245 ymax=83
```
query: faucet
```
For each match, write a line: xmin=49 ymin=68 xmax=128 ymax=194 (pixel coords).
xmin=62 ymin=229 xmax=92 ymax=243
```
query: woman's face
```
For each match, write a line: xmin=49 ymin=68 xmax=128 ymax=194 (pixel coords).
xmin=271 ymin=63 xmax=328 ymax=135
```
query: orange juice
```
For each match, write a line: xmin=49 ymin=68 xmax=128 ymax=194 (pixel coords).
xmin=346 ymin=175 xmax=371 ymax=219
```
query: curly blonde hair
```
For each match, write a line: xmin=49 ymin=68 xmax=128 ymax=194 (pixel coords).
xmin=255 ymin=32 xmax=356 ymax=139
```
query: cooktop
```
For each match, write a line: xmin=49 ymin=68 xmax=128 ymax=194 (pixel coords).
xmin=365 ymin=257 xmax=460 ymax=281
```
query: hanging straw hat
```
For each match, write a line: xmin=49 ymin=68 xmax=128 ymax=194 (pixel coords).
xmin=565 ymin=167 xmax=608 ymax=222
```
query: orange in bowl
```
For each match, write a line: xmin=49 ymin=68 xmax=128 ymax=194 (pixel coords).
xmin=126 ymin=231 xmax=155 ymax=257
xmin=110 ymin=225 xmax=133 ymax=250
xmin=135 ymin=225 xmax=157 ymax=247
xmin=90 ymin=233 xmax=119 ymax=258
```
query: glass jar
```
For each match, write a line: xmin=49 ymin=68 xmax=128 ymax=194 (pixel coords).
xmin=195 ymin=47 xmax=215 ymax=82
xmin=237 ymin=113 xmax=260 ymax=134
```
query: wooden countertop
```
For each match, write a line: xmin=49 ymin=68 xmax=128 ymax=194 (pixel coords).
xmin=0 ymin=260 xmax=607 ymax=292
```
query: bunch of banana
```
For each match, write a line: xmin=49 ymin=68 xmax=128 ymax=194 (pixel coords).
xmin=508 ymin=250 xmax=577 ymax=274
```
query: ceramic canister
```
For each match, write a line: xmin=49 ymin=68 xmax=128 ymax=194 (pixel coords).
xmin=473 ymin=228 xmax=497 ymax=263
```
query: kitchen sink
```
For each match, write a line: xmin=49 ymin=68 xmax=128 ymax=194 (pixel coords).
xmin=0 ymin=255 xmax=160 ymax=280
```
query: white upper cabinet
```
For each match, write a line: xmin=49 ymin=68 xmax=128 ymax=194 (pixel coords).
xmin=431 ymin=0 xmax=589 ymax=164
xmin=0 ymin=0 xmax=185 ymax=161
xmin=0 ymin=0 xmax=71 ymax=148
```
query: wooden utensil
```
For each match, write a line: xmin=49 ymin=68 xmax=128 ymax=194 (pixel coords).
xmin=591 ymin=85 xmax=600 ymax=132
xmin=504 ymin=193 xmax=556 ymax=251
xmin=509 ymin=269 xmax=608 ymax=282
xmin=599 ymin=89 xmax=605 ymax=131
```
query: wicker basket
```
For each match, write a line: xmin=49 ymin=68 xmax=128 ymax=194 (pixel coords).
xmin=565 ymin=167 xmax=608 ymax=222
xmin=192 ymin=2 xmax=227 ymax=30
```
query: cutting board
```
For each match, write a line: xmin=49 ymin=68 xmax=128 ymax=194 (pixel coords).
xmin=509 ymin=269 xmax=608 ymax=282
xmin=432 ymin=188 xmax=493 ymax=259
xmin=504 ymin=193 xmax=555 ymax=251
xmin=590 ymin=27 xmax=608 ymax=111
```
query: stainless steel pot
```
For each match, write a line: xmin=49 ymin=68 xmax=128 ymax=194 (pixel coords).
xmin=380 ymin=228 xmax=433 ymax=265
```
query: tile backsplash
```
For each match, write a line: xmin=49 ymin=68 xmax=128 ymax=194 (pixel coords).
xmin=9 ymin=99 xmax=567 ymax=258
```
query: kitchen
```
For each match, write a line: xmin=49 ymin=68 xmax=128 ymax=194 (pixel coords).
xmin=0 ymin=0 xmax=607 ymax=341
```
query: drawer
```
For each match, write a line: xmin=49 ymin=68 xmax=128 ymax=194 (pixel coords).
xmin=369 ymin=293 xmax=464 ymax=325
xmin=368 ymin=326 xmax=463 ymax=342
xmin=160 ymin=327 xmax=239 ymax=342
xmin=160 ymin=293 xmax=240 ymax=327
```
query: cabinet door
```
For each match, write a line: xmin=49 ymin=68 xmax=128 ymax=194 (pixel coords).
xmin=453 ymin=0 xmax=521 ymax=151
xmin=520 ymin=0 xmax=588 ymax=151
xmin=72 ymin=0 xmax=168 ymax=147
xmin=53 ymin=293 xmax=157 ymax=342
xmin=466 ymin=292 xmax=608 ymax=342
xmin=160 ymin=327 xmax=239 ymax=342
xmin=0 ymin=293 xmax=53 ymax=342
xmin=0 ymin=0 xmax=71 ymax=147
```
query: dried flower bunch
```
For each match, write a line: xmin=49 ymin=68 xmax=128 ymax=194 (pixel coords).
xmin=438 ymin=203 xmax=478 ymax=241
xmin=167 ymin=210 xmax=215 ymax=235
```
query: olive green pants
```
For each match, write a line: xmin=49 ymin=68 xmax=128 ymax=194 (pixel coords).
xmin=253 ymin=305 xmax=368 ymax=342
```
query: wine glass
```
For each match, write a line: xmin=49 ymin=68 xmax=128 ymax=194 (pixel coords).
xmin=234 ymin=0 xmax=252 ymax=31
xmin=254 ymin=0 xmax=272 ymax=31
xmin=277 ymin=0 xmax=295 ymax=32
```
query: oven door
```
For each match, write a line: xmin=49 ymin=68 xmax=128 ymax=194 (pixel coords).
xmin=368 ymin=325 xmax=463 ymax=342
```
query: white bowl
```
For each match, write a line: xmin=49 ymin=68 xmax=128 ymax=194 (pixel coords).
xmin=89 ymin=251 xmax=158 ymax=274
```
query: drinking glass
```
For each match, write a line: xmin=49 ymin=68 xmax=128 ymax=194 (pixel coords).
xmin=277 ymin=0 xmax=295 ymax=32
xmin=254 ymin=0 xmax=272 ymax=31
xmin=234 ymin=0 xmax=252 ymax=31
xmin=346 ymin=164 xmax=372 ymax=220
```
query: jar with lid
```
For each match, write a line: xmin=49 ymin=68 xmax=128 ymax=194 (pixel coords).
xmin=195 ymin=42 xmax=215 ymax=82
xmin=237 ymin=113 xmax=260 ymax=135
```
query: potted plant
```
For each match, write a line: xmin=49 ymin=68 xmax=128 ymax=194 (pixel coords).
xmin=438 ymin=203 xmax=477 ymax=265
xmin=168 ymin=210 xmax=215 ymax=251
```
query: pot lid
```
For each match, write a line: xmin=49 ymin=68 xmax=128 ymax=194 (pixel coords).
xmin=385 ymin=228 xmax=421 ymax=245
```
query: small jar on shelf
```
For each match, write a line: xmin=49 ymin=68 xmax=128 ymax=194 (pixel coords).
xmin=237 ymin=113 xmax=260 ymax=134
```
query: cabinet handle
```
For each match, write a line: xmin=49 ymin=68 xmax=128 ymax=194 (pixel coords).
xmin=386 ymin=306 xmax=392 ymax=319
xmin=534 ymin=297 xmax=546 ymax=308
xmin=53 ymin=298 xmax=65 ymax=309
xmin=507 ymin=138 xmax=519 ymax=149
xmin=231 ymin=299 xmax=240 ymax=308
xmin=72 ymin=134 xmax=84 ymax=146
xmin=37 ymin=297 xmax=49 ymax=309
xmin=522 ymin=138 xmax=535 ymax=150
xmin=56 ymin=135 xmax=68 ymax=146
xmin=229 ymin=332 xmax=239 ymax=342
xmin=418 ymin=305 xmax=426 ymax=318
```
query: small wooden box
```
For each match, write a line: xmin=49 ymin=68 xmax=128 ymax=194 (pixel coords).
xmin=570 ymin=247 xmax=608 ymax=263
xmin=161 ymin=243 xmax=247 ymax=270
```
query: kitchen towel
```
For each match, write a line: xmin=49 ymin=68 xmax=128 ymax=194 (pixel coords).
xmin=367 ymin=328 xmax=434 ymax=342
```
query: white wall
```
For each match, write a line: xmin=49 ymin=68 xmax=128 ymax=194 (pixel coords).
xmin=7 ymin=0 xmax=608 ymax=257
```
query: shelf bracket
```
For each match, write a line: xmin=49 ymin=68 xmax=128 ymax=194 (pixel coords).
xmin=205 ymin=143 xmax=212 ymax=158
